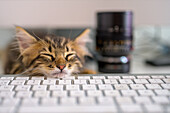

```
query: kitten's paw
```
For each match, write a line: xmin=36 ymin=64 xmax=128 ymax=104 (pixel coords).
xmin=80 ymin=69 xmax=97 ymax=74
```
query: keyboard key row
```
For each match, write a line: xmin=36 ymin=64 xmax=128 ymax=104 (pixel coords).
xmin=0 ymin=96 xmax=169 ymax=110
xmin=0 ymin=90 xmax=169 ymax=98
xmin=1 ymin=75 xmax=170 ymax=80
xmin=0 ymin=84 xmax=169 ymax=92
xmin=0 ymin=79 xmax=169 ymax=86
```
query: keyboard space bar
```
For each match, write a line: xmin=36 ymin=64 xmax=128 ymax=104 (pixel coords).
xmin=18 ymin=106 xmax=118 ymax=113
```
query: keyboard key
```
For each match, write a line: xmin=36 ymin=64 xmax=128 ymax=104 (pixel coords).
xmin=151 ymin=76 xmax=165 ymax=79
xmin=82 ymin=85 xmax=96 ymax=90
xmin=120 ymin=104 xmax=143 ymax=113
xmin=70 ymin=91 xmax=85 ymax=97
xmin=121 ymin=90 xmax=138 ymax=96
xmin=0 ymin=80 xmax=10 ymax=85
xmin=89 ymin=79 xmax=102 ymax=85
xmin=138 ymin=90 xmax=155 ymax=96
xmin=60 ymin=97 xmax=76 ymax=105
xmin=167 ymin=106 xmax=170 ymax=113
xmin=15 ymin=77 xmax=29 ymax=80
xmin=49 ymin=85 xmax=63 ymax=91
xmin=41 ymin=98 xmax=57 ymax=106
xmin=162 ymin=79 xmax=170 ymax=83
xmin=134 ymin=79 xmax=149 ymax=84
xmin=31 ymin=76 xmax=44 ymax=80
xmin=137 ymin=76 xmax=150 ymax=79
xmin=98 ymin=84 xmax=113 ymax=90
xmin=22 ymin=98 xmax=39 ymax=106
xmin=145 ymin=84 xmax=162 ymax=89
xmin=0 ymin=77 xmax=14 ymax=80
xmin=46 ymin=77 xmax=59 ymax=80
xmin=2 ymin=98 xmax=20 ymax=106
xmin=116 ymin=97 xmax=133 ymax=104
xmin=0 ymin=91 xmax=15 ymax=98
xmin=119 ymin=79 xmax=133 ymax=84
xmin=107 ymin=76 xmax=120 ymax=79
xmin=0 ymin=98 xmax=2 ymax=102
xmin=59 ymin=80 xmax=71 ymax=85
xmin=34 ymin=91 xmax=50 ymax=98
xmin=52 ymin=91 xmax=67 ymax=97
xmin=134 ymin=96 xmax=152 ymax=104
xmin=66 ymin=85 xmax=80 ymax=90
xmin=122 ymin=76 xmax=136 ymax=79
xmin=62 ymin=76 xmax=75 ymax=80
xmin=42 ymin=80 xmax=56 ymax=85
xmin=92 ymin=76 xmax=105 ymax=79
xmin=10 ymin=80 xmax=25 ymax=85
xmin=79 ymin=97 xmax=96 ymax=105
xmin=114 ymin=84 xmax=129 ymax=90
xmin=98 ymin=97 xmax=114 ymax=105
xmin=16 ymin=91 xmax=32 ymax=98
xmin=78 ymin=76 xmax=90 ymax=80
xmin=74 ymin=80 xmax=87 ymax=85
xmin=32 ymin=85 xmax=47 ymax=91
xmin=104 ymin=79 xmax=118 ymax=84
xmin=161 ymin=84 xmax=170 ymax=89
xmin=130 ymin=84 xmax=146 ymax=90
xmin=166 ymin=75 xmax=170 ymax=78
xmin=27 ymin=80 xmax=41 ymax=85
xmin=15 ymin=85 xmax=31 ymax=91
xmin=0 ymin=85 xmax=14 ymax=91
xmin=87 ymin=90 xmax=102 ymax=97
xmin=154 ymin=89 xmax=170 ymax=96
xmin=152 ymin=96 xmax=169 ymax=104
xmin=145 ymin=105 xmax=163 ymax=113
xmin=104 ymin=90 xmax=120 ymax=97
xmin=0 ymin=106 xmax=15 ymax=113
xmin=148 ymin=79 xmax=163 ymax=84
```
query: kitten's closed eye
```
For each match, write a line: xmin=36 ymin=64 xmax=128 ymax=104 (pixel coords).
xmin=48 ymin=65 xmax=53 ymax=68
xmin=65 ymin=53 xmax=75 ymax=61
xmin=40 ymin=53 xmax=55 ymax=61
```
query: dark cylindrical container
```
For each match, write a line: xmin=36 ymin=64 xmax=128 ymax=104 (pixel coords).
xmin=97 ymin=55 xmax=130 ymax=73
xmin=96 ymin=11 xmax=133 ymax=73
xmin=97 ymin=12 xmax=133 ymax=29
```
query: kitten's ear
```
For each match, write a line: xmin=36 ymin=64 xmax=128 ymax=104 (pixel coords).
xmin=15 ymin=26 xmax=37 ymax=53
xmin=74 ymin=29 xmax=92 ymax=57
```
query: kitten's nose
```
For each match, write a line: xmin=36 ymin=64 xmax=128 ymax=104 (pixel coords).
xmin=57 ymin=65 xmax=66 ymax=71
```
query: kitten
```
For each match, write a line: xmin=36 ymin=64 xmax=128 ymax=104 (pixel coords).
xmin=4 ymin=26 xmax=95 ymax=77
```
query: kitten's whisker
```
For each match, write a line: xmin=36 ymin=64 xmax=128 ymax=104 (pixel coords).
xmin=69 ymin=29 xmax=72 ymax=39
xmin=25 ymin=71 xmax=39 ymax=76
xmin=10 ymin=48 xmax=20 ymax=51
xmin=20 ymin=66 xmax=41 ymax=75
xmin=21 ymin=68 xmax=42 ymax=76
xmin=10 ymin=42 xmax=19 ymax=46
xmin=20 ymin=68 xmax=35 ymax=75
xmin=16 ymin=54 xmax=22 ymax=61
xmin=10 ymin=44 xmax=19 ymax=47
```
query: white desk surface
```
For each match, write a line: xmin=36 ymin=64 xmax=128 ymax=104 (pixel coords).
xmin=86 ymin=57 xmax=170 ymax=74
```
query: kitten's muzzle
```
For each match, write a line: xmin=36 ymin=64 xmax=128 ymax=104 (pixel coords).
xmin=57 ymin=64 xmax=66 ymax=71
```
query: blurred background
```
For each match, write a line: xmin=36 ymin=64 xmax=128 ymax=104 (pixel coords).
xmin=0 ymin=0 xmax=170 ymax=74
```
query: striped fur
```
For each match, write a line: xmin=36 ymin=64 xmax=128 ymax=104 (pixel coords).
xmin=4 ymin=27 xmax=94 ymax=77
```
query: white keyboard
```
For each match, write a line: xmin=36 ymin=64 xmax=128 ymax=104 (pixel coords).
xmin=0 ymin=74 xmax=170 ymax=113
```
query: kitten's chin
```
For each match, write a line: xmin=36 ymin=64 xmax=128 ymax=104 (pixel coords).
xmin=53 ymin=73 xmax=69 ymax=78
xmin=47 ymin=72 xmax=71 ymax=78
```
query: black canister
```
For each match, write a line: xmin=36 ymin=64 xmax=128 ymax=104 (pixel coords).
xmin=96 ymin=11 xmax=133 ymax=73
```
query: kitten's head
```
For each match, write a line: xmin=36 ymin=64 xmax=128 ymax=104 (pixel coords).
xmin=15 ymin=26 xmax=91 ymax=77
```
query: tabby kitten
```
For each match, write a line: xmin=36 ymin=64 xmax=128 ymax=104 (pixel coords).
xmin=4 ymin=26 xmax=93 ymax=77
